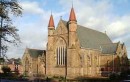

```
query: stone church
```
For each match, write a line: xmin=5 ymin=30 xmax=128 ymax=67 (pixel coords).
xmin=22 ymin=7 xmax=129 ymax=78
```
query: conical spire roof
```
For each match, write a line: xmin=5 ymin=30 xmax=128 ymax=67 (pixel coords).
xmin=69 ymin=7 xmax=77 ymax=21
xmin=48 ymin=14 xmax=55 ymax=27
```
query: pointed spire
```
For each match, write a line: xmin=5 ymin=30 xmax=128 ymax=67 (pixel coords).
xmin=48 ymin=14 xmax=55 ymax=27
xmin=69 ymin=7 xmax=77 ymax=21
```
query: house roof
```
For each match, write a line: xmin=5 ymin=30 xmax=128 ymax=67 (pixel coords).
xmin=27 ymin=49 xmax=45 ymax=58
xmin=61 ymin=20 xmax=118 ymax=54
xmin=7 ymin=58 xmax=21 ymax=65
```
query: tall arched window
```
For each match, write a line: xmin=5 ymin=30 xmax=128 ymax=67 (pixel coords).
xmin=56 ymin=38 xmax=67 ymax=66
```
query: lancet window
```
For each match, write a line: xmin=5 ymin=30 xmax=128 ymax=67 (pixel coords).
xmin=56 ymin=38 xmax=67 ymax=66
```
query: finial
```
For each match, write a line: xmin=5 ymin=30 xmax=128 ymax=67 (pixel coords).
xmin=26 ymin=46 xmax=28 ymax=49
xmin=60 ymin=16 xmax=62 ymax=20
xmin=50 ymin=10 xmax=52 ymax=16
xmin=105 ymin=31 xmax=106 ymax=34
xmin=72 ymin=0 xmax=73 ymax=8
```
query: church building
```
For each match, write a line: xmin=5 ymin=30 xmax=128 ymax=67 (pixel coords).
xmin=22 ymin=7 xmax=129 ymax=78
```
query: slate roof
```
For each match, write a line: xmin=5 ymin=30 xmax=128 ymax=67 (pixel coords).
xmin=101 ymin=43 xmax=118 ymax=54
xmin=27 ymin=49 xmax=45 ymax=58
xmin=77 ymin=25 xmax=112 ymax=49
xmin=7 ymin=58 xmax=21 ymax=65
xmin=61 ymin=20 xmax=118 ymax=54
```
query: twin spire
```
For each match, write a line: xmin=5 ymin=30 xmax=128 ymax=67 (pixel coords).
xmin=69 ymin=7 xmax=77 ymax=21
xmin=48 ymin=14 xmax=55 ymax=27
xmin=48 ymin=7 xmax=77 ymax=28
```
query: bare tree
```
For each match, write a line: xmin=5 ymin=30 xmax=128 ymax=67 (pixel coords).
xmin=0 ymin=0 xmax=22 ymax=58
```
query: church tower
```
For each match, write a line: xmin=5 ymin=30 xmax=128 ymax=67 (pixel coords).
xmin=67 ymin=7 xmax=80 ymax=76
xmin=47 ymin=14 xmax=55 ymax=50
xmin=46 ymin=14 xmax=55 ymax=75
xmin=68 ymin=7 xmax=77 ymax=48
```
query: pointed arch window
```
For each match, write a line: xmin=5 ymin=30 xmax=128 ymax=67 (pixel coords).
xmin=56 ymin=46 xmax=66 ymax=66
xmin=56 ymin=38 xmax=67 ymax=66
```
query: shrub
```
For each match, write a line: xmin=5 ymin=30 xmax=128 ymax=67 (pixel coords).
xmin=1 ymin=65 xmax=11 ymax=74
xmin=119 ymin=71 xmax=128 ymax=80
xmin=109 ymin=73 xmax=119 ymax=80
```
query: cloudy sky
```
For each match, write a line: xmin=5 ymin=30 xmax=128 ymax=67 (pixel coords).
xmin=6 ymin=0 xmax=130 ymax=58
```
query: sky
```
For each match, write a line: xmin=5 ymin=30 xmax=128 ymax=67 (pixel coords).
xmin=6 ymin=0 xmax=130 ymax=58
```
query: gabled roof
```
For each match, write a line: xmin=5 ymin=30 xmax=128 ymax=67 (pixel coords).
xmin=61 ymin=20 xmax=68 ymax=27
xmin=77 ymin=25 xmax=112 ymax=49
xmin=27 ymin=48 xmax=45 ymax=58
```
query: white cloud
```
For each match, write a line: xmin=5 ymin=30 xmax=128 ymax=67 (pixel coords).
xmin=107 ymin=21 xmax=127 ymax=36
xmin=20 ymin=1 xmax=44 ymax=15
xmin=106 ymin=15 xmax=130 ymax=40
